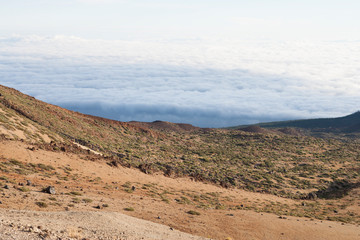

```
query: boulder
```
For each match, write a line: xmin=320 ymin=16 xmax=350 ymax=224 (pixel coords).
xmin=307 ymin=192 xmax=317 ymax=200
xmin=43 ymin=186 xmax=56 ymax=195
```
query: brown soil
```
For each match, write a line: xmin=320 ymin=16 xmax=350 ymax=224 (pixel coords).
xmin=0 ymin=140 xmax=359 ymax=240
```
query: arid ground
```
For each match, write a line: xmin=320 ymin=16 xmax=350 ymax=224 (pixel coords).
xmin=0 ymin=140 xmax=359 ymax=240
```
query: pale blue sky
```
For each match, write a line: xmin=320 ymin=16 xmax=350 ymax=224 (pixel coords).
xmin=1 ymin=0 xmax=359 ymax=40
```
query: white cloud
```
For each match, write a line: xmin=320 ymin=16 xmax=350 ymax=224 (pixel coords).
xmin=0 ymin=35 xmax=359 ymax=127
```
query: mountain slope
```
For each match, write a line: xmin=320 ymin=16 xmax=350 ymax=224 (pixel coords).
xmin=0 ymin=84 xmax=360 ymax=225
xmin=0 ymin=84 xmax=360 ymax=238
xmin=1 ymin=140 xmax=358 ymax=240
xmin=231 ymin=111 xmax=360 ymax=133
xmin=1 ymin=84 xmax=360 ymax=195
xmin=0 ymin=85 xmax=159 ymax=152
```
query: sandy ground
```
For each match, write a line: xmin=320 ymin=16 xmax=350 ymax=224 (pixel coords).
xmin=0 ymin=209 xmax=208 ymax=240
xmin=0 ymin=140 xmax=359 ymax=240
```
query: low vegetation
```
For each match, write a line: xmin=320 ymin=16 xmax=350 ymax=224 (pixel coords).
xmin=0 ymin=84 xmax=359 ymax=224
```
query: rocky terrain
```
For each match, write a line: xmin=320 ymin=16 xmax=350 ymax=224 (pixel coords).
xmin=0 ymin=84 xmax=359 ymax=239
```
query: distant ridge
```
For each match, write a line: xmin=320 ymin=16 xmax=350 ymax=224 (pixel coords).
xmin=129 ymin=120 xmax=200 ymax=132
xmin=231 ymin=111 xmax=360 ymax=134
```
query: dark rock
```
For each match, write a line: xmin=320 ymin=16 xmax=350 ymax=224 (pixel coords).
xmin=131 ymin=186 xmax=136 ymax=191
xmin=139 ymin=163 xmax=153 ymax=174
xmin=107 ymin=160 xmax=117 ymax=167
xmin=4 ymin=185 xmax=10 ymax=189
xmin=307 ymin=192 xmax=318 ymax=200
xmin=26 ymin=180 xmax=32 ymax=186
xmin=43 ymin=186 xmax=56 ymax=194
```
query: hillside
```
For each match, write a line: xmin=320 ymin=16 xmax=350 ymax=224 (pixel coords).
xmin=1 ymin=140 xmax=359 ymax=239
xmin=0 ymin=84 xmax=360 ymax=239
xmin=230 ymin=111 xmax=360 ymax=136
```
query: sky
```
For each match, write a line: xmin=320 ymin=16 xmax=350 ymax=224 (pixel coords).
xmin=0 ymin=0 xmax=359 ymax=127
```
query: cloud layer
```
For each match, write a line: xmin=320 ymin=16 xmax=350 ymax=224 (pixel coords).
xmin=0 ymin=36 xmax=359 ymax=127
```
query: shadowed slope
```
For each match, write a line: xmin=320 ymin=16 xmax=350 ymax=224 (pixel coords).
xmin=231 ymin=111 xmax=360 ymax=133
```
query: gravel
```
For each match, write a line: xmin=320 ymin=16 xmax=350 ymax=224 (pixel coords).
xmin=0 ymin=209 xmax=209 ymax=240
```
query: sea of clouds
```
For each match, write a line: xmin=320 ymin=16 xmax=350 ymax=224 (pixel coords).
xmin=0 ymin=35 xmax=359 ymax=127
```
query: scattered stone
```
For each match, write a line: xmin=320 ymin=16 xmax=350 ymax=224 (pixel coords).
xmin=4 ymin=185 xmax=10 ymax=189
xmin=169 ymin=227 xmax=174 ymax=231
xmin=26 ymin=180 xmax=32 ymax=186
xmin=131 ymin=186 xmax=136 ymax=191
xmin=43 ymin=186 xmax=56 ymax=195
xmin=157 ymin=216 xmax=161 ymax=219
xmin=307 ymin=192 xmax=318 ymax=200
